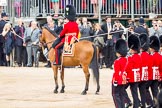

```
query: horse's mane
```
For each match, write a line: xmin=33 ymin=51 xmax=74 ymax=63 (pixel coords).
xmin=43 ymin=26 xmax=58 ymax=38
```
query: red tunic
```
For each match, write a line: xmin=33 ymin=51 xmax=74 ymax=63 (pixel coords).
xmin=126 ymin=54 xmax=142 ymax=83
xmin=59 ymin=21 xmax=79 ymax=43
xmin=151 ymin=52 xmax=162 ymax=80
xmin=112 ymin=57 xmax=128 ymax=85
xmin=140 ymin=52 xmax=153 ymax=81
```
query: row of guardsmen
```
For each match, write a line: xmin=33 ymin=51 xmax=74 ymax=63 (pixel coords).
xmin=111 ymin=33 xmax=162 ymax=108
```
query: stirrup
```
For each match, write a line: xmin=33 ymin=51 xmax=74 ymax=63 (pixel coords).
xmin=53 ymin=61 xmax=61 ymax=66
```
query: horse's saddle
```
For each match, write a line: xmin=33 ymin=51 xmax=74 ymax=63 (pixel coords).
xmin=63 ymin=33 xmax=78 ymax=56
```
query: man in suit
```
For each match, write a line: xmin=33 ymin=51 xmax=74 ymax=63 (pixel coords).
xmin=79 ymin=17 xmax=94 ymax=42
xmin=101 ymin=16 xmax=113 ymax=69
xmin=24 ymin=21 xmax=40 ymax=67
xmin=0 ymin=12 xmax=8 ymax=66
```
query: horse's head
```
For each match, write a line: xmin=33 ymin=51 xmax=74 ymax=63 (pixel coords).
xmin=39 ymin=28 xmax=46 ymax=44
xmin=39 ymin=27 xmax=58 ymax=49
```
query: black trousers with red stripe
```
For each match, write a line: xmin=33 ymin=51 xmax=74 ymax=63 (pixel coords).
xmin=129 ymin=82 xmax=141 ymax=108
xmin=112 ymin=84 xmax=125 ymax=108
xmin=54 ymin=42 xmax=64 ymax=65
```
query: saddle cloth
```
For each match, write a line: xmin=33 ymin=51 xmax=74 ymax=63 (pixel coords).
xmin=62 ymin=33 xmax=77 ymax=56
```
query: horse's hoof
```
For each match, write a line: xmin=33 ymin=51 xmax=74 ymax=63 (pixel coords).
xmin=81 ymin=91 xmax=87 ymax=95
xmin=60 ymin=89 xmax=65 ymax=93
xmin=53 ymin=90 xmax=58 ymax=94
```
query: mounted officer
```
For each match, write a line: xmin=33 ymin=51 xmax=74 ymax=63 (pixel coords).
xmin=52 ymin=4 xmax=79 ymax=65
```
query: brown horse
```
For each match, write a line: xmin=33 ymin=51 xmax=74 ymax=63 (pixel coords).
xmin=40 ymin=28 xmax=100 ymax=95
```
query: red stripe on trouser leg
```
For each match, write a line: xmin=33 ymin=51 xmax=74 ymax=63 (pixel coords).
xmin=54 ymin=42 xmax=64 ymax=64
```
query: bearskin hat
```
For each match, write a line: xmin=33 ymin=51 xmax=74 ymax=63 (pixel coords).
xmin=65 ymin=5 xmax=76 ymax=21
xmin=139 ymin=33 xmax=149 ymax=51
xmin=149 ymin=35 xmax=160 ymax=51
xmin=159 ymin=35 xmax=162 ymax=47
xmin=115 ymin=39 xmax=128 ymax=56
xmin=128 ymin=34 xmax=141 ymax=52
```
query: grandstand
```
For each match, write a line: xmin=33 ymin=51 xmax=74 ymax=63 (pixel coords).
xmin=3 ymin=0 xmax=162 ymax=26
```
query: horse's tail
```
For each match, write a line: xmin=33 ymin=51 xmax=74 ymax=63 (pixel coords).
xmin=91 ymin=44 xmax=100 ymax=87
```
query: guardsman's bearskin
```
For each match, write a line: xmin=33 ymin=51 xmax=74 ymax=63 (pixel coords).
xmin=115 ymin=39 xmax=128 ymax=56
xmin=149 ymin=35 xmax=160 ymax=52
xmin=65 ymin=5 xmax=76 ymax=21
xmin=139 ymin=33 xmax=149 ymax=51
xmin=128 ymin=34 xmax=141 ymax=52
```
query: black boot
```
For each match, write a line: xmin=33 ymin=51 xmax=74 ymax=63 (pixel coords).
xmin=53 ymin=49 xmax=61 ymax=65
xmin=44 ymin=61 xmax=51 ymax=67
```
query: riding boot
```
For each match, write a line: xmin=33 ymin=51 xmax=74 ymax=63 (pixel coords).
xmin=53 ymin=49 xmax=61 ymax=65
xmin=57 ymin=49 xmax=61 ymax=65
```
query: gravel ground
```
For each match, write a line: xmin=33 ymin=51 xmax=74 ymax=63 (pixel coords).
xmin=0 ymin=66 xmax=131 ymax=108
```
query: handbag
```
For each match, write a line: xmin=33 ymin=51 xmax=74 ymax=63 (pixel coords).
xmin=25 ymin=28 xmax=36 ymax=43
xmin=25 ymin=36 xmax=31 ymax=43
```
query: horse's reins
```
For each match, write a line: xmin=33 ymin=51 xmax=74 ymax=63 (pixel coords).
xmin=79 ymin=30 xmax=125 ymax=40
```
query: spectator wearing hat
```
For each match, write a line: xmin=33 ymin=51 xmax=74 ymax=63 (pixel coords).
xmin=52 ymin=5 xmax=79 ymax=65
xmin=134 ymin=17 xmax=148 ymax=35
xmin=139 ymin=33 xmax=152 ymax=108
xmin=125 ymin=34 xmax=142 ymax=108
xmin=111 ymin=39 xmax=128 ymax=108
xmin=0 ymin=12 xmax=8 ymax=66
xmin=148 ymin=35 xmax=162 ymax=108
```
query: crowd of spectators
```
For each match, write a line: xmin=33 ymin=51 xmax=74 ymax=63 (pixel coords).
xmin=1 ymin=0 xmax=162 ymax=18
xmin=0 ymin=11 xmax=162 ymax=68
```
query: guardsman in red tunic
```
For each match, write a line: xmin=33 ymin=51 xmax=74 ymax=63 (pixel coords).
xmin=125 ymin=34 xmax=141 ymax=108
xmin=112 ymin=39 xmax=128 ymax=108
xmin=147 ymin=35 xmax=161 ymax=107
xmin=52 ymin=5 xmax=79 ymax=65
xmin=139 ymin=33 xmax=153 ymax=108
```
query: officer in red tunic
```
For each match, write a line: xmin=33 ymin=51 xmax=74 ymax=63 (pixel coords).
xmin=52 ymin=5 xmax=79 ymax=65
xmin=148 ymin=35 xmax=162 ymax=107
xmin=139 ymin=33 xmax=153 ymax=108
xmin=112 ymin=39 xmax=128 ymax=108
xmin=125 ymin=34 xmax=141 ymax=108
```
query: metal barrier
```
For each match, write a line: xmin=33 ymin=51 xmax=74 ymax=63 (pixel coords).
xmin=3 ymin=0 xmax=162 ymax=19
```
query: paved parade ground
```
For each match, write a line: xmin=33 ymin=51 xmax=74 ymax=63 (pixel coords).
xmin=0 ymin=66 xmax=126 ymax=108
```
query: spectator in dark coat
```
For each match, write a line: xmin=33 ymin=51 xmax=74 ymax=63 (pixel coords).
xmin=14 ymin=18 xmax=27 ymax=67
xmin=2 ymin=23 xmax=15 ymax=66
xmin=0 ymin=12 xmax=8 ymax=66
xmin=93 ymin=23 xmax=105 ymax=69
xmin=101 ymin=16 xmax=114 ymax=69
